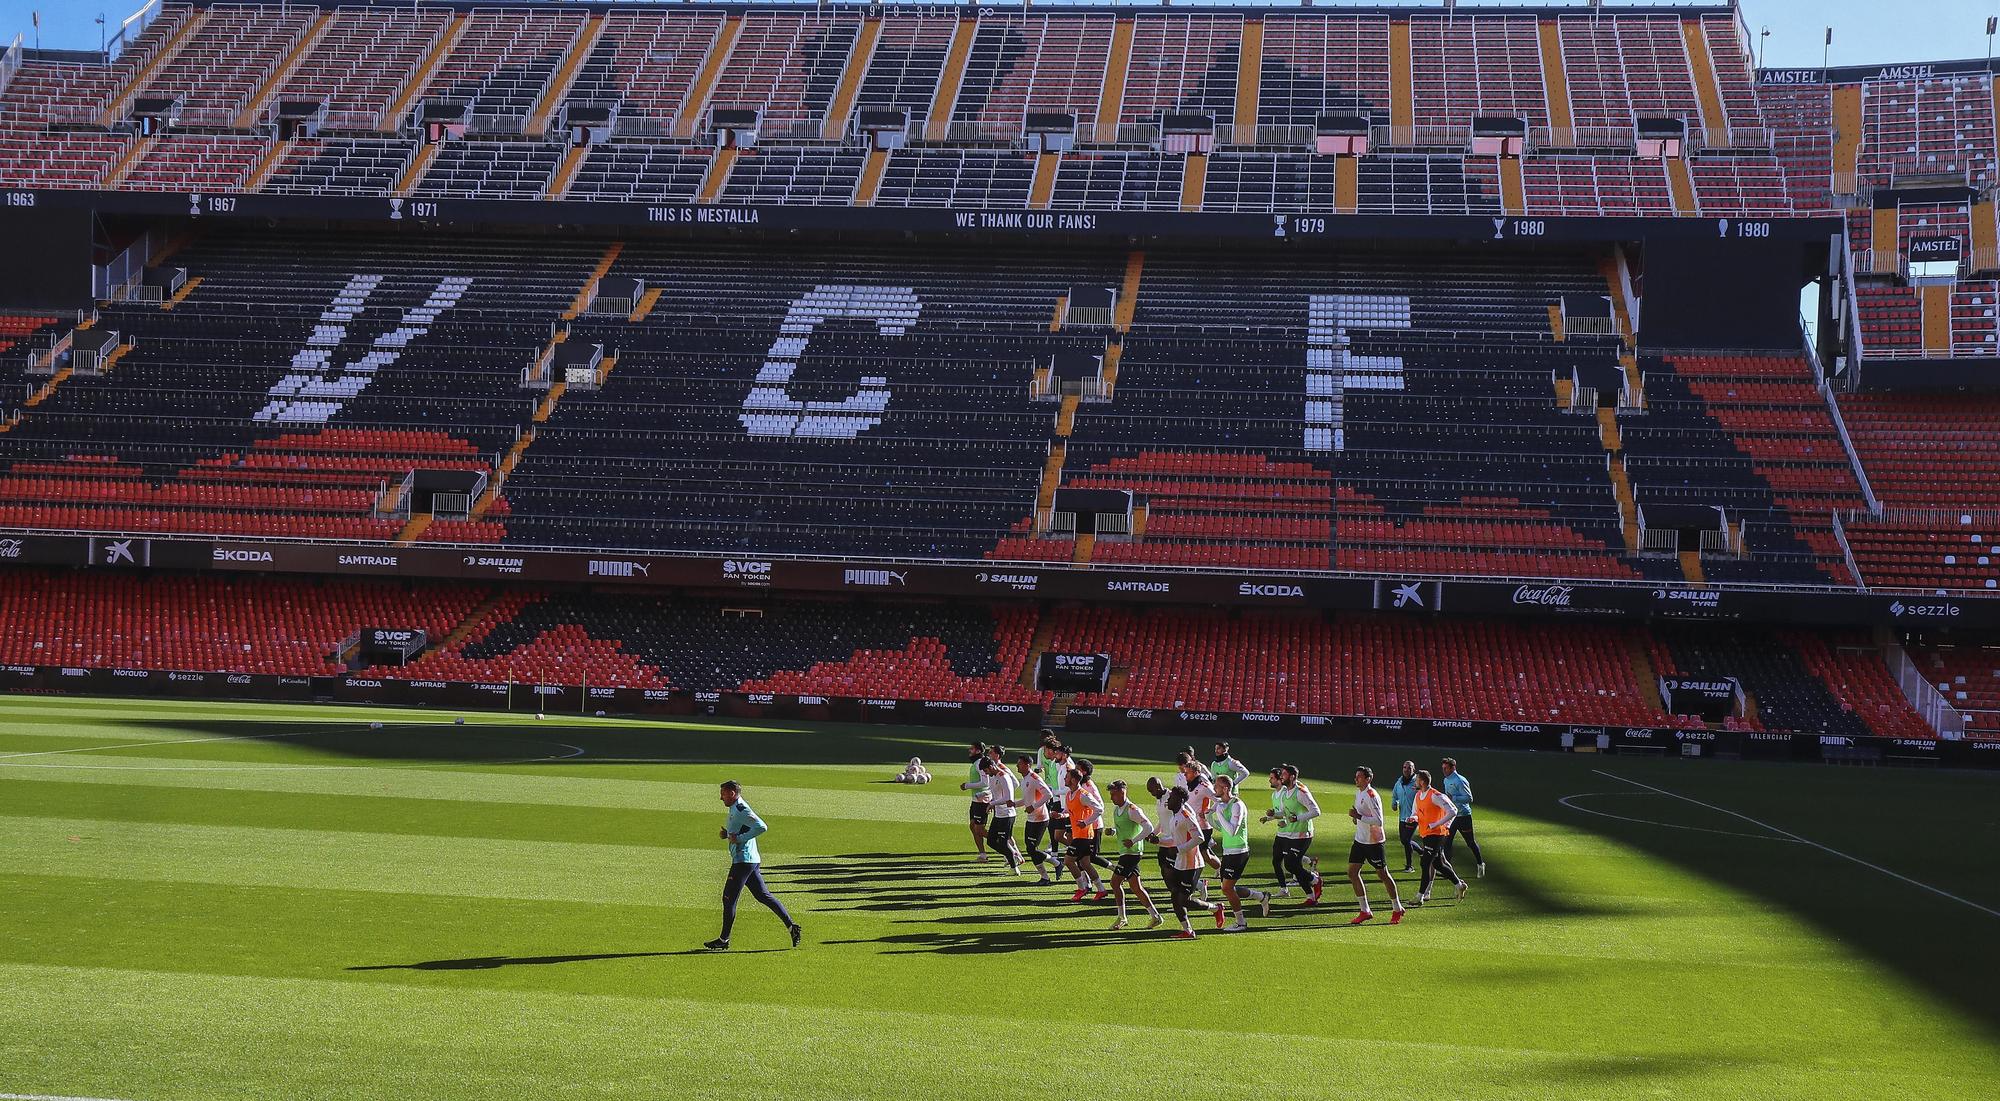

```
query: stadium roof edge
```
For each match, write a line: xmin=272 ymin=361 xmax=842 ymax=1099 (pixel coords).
xmin=118 ymin=0 xmax=1748 ymax=19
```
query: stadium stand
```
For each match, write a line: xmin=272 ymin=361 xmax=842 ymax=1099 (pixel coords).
xmin=1255 ymin=12 xmax=1391 ymax=130
xmin=1910 ymin=640 xmax=2000 ymax=735
xmin=1650 ymin=625 xmax=1926 ymax=739
xmin=1116 ymin=13 xmax=1241 ymax=129
xmin=1049 ymin=607 xmax=1679 ymax=726
xmin=704 ymin=7 xmax=863 ymax=139
xmin=507 ymin=238 xmax=1117 ymax=558
xmin=0 ymin=228 xmax=597 ymax=540
xmin=267 ymin=6 xmax=454 ymax=131
xmin=1406 ymin=13 xmax=1548 ymax=134
xmin=399 ymin=6 xmax=588 ymax=132
xmin=559 ymin=7 xmax=726 ymax=133
xmin=1837 ymin=393 xmax=2000 ymax=591
xmin=0 ymin=1 xmax=1991 ymax=747
xmin=948 ymin=11 xmax=1114 ymax=141
xmin=0 ymin=565 xmax=1935 ymax=739
xmin=0 ymin=569 xmax=489 ymax=675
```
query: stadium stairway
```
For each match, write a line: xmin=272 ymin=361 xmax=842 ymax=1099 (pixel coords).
xmin=526 ymin=14 xmax=605 ymax=136
xmin=160 ymin=277 xmax=203 ymax=310
xmin=382 ymin=13 xmax=467 ymax=132
xmin=1388 ymin=18 xmax=1414 ymax=134
xmin=923 ymin=15 xmax=978 ymax=143
xmin=1094 ymin=18 xmax=1135 ymax=144
xmin=244 ymin=139 xmax=292 ymax=193
xmin=233 ymin=10 xmax=336 ymax=129
xmin=99 ymin=7 xmax=209 ymax=125
xmin=1664 ymin=156 xmax=1698 ymax=215
xmin=433 ymin=588 xmax=512 ymax=654
xmin=1029 ymin=153 xmax=1060 ymax=210
xmin=673 ymin=14 xmax=741 ymax=141
xmin=545 ymin=145 xmax=589 ymax=199
xmin=393 ymin=514 xmax=433 ymax=545
xmin=698 ymin=147 xmax=738 ymax=203
xmin=1680 ymin=16 xmax=1730 ymax=148
xmin=394 ymin=144 xmax=439 ymax=196
xmin=101 ymin=135 xmax=159 ymax=191
xmin=1016 ymin=605 xmax=1061 ymax=689
xmin=1537 ymin=18 xmax=1573 ymax=142
xmin=1233 ymin=18 xmax=1262 ymax=136
xmin=854 ymin=149 xmax=889 ymax=206
xmin=822 ymin=13 xmax=881 ymax=141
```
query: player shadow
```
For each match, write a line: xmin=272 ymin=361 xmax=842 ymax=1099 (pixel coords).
xmin=832 ymin=911 xmax=1402 ymax=953
xmin=824 ymin=928 xmax=1141 ymax=954
xmin=346 ymin=951 xmax=680 ymax=971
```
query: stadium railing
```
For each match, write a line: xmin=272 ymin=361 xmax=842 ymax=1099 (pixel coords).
xmin=1886 ymin=641 xmax=1969 ymax=738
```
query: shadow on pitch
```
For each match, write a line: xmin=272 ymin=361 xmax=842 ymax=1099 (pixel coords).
xmin=347 ymin=948 xmax=792 ymax=970
xmin=347 ymin=951 xmax=678 ymax=970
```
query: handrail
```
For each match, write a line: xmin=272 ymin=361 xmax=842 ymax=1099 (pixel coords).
xmin=1841 ymin=220 xmax=1867 ymax=375
xmin=1829 ymin=511 xmax=1866 ymax=589
xmin=107 ymin=0 xmax=160 ymax=63
xmin=1845 ymin=506 xmax=2000 ymax=527
xmin=1885 ymin=642 xmax=1968 ymax=739
xmin=0 ymin=33 xmax=22 ymax=98
xmin=1820 ymin=375 xmax=1879 ymax=513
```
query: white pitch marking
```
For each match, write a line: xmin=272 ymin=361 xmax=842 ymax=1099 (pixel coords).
xmin=1595 ymin=769 xmax=2000 ymax=921
xmin=1556 ymin=791 xmax=1803 ymax=842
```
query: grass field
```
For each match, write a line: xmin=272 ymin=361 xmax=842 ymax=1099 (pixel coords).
xmin=1 ymin=695 xmax=1997 ymax=1100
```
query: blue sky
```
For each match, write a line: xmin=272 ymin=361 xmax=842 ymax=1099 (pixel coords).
xmin=1 ymin=0 xmax=1997 ymax=68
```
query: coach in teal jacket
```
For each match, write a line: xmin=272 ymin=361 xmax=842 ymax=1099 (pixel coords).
xmin=1437 ymin=759 xmax=1485 ymax=872
xmin=707 ymin=781 xmax=802 ymax=951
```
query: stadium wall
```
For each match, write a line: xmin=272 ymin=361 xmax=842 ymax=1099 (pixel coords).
xmin=6 ymin=534 xmax=1992 ymax=629
xmin=0 ymin=207 xmax=92 ymax=310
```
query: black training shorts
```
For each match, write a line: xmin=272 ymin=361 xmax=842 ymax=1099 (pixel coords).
xmin=1349 ymin=841 xmax=1387 ymax=869
xmin=1113 ymin=854 xmax=1144 ymax=879
xmin=1217 ymin=852 xmax=1250 ymax=882
xmin=969 ymin=802 xmax=991 ymax=826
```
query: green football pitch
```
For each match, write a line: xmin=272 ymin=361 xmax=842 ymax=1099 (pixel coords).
xmin=1 ymin=695 xmax=1997 ymax=1101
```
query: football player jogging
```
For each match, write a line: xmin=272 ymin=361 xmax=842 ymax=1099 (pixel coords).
xmin=1411 ymin=769 xmax=1469 ymax=904
xmin=1261 ymin=764 xmax=1324 ymax=904
xmin=1155 ymin=788 xmax=1218 ymax=939
xmin=707 ymin=781 xmax=802 ymax=952
xmin=1345 ymin=766 xmax=1405 ymax=925
xmin=1211 ymin=742 xmax=1251 ymax=792
xmin=1438 ymin=757 xmax=1486 ymax=877
xmin=1177 ymin=757 xmax=1222 ymax=899
xmin=1206 ymin=774 xmax=1271 ymax=931
xmin=1146 ymin=776 xmax=1177 ymax=887
xmin=1037 ymin=736 xmax=1073 ymax=854
xmin=1064 ymin=760 xmax=1109 ymax=900
xmin=968 ymin=757 xmax=1024 ymax=874
xmin=1016 ymin=754 xmax=1058 ymax=884
xmin=1390 ymin=760 xmax=1420 ymax=873
xmin=965 ymin=742 xmax=991 ymax=862
xmin=1105 ymin=780 xmax=1164 ymax=930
